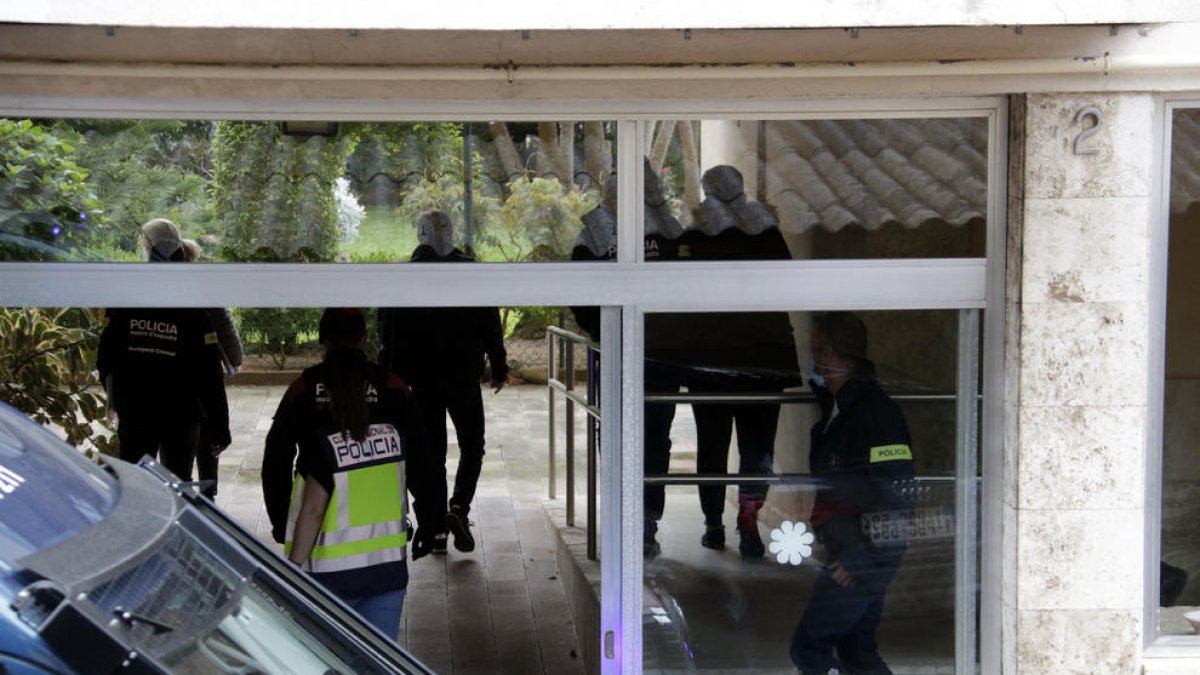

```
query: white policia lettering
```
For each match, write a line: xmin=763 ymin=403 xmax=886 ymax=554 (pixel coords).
xmin=328 ymin=423 xmax=403 ymax=468
xmin=129 ymin=319 xmax=178 ymax=334
xmin=314 ymin=381 xmax=380 ymax=404
xmin=128 ymin=318 xmax=179 ymax=342
xmin=0 ymin=465 xmax=27 ymax=500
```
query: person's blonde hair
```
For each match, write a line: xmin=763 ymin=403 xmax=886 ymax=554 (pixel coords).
xmin=181 ymin=238 xmax=202 ymax=262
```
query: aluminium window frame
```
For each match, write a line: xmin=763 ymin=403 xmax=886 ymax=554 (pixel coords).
xmin=0 ymin=95 xmax=1007 ymax=674
xmin=1144 ymin=97 xmax=1200 ymax=659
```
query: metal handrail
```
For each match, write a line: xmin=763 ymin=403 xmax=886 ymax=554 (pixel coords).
xmin=547 ymin=326 xmax=602 ymax=559
xmin=643 ymin=473 xmax=976 ymax=486
xmin=647 ymin=392 xmax=981 ymax=404
xmin=545 ymin=325 xmax=980 ymax=563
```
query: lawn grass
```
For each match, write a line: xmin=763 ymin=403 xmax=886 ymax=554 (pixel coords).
xmin=340 ymin=206 xmax=419 ymax=261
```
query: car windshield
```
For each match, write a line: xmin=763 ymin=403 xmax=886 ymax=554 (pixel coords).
xmin=75 ymin=502 xmax=425 ymax=674
xmin=0 ymin=403 xmax=117 ymax=559
xmin=160 ymin=576 xmax=375 ymax=674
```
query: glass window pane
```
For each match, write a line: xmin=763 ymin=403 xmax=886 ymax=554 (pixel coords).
xmin=1160 ymin=107 xmax=1200 ymax=635
xmin=2 ymin=303 xmax=593 ymax=671
xmin=644 ymin=118 xmax=988 ymax=261
xmin=0 ymin=119 xmax=616 ymax=263
xmin=642 ymin=309 xmax=972 ymax=672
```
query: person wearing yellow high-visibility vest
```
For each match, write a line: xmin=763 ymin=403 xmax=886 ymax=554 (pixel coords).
xmin=263 ymin=308 xmax=437 ymax=637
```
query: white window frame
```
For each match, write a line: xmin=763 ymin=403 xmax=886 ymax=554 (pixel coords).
xmin=0 ymin=95 xmax=1007 ymax=674
xmin=1145 ymin=97 xmax=1200 ymax=660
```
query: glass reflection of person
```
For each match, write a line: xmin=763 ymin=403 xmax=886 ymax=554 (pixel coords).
xmin=569 ymin=163 xmax=684 ymax=557
xmin=180 ymin=238 xmax=243 ymax=500
xmin=377 ymin=210 xmax=508 ymax=555
xmin=680 ymin=165 xmax=797 ymax=557
xmin=790 ymin=312 xmax=915 ymax=675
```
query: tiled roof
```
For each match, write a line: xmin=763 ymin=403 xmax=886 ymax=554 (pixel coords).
xmin=1172 ymin=108 xmax=1200 ymax=215
xmin=765 ymin=118 xmax=989 ymax=232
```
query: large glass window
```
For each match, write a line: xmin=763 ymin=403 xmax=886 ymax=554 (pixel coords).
xmin=643 ymin=118 xmax=987 ymax=261
xmin=1159 ymin=107 xmax=1200 ymax=636
xmin=641 ymin=309 xmax=978 ymax=672
xmin=0 ymin=302 xmax=592 ymax=673
xmin=0 ymin=119 xmax=616 ymax=263
xmin=2 ymin=105 xmax=1000 ymax=674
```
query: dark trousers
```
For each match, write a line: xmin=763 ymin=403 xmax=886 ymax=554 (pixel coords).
xmin=789 ymin=561 xmax=900 ymax=675
xmin=417 ymin=381 xmax=486 ymax=522
xmin=118 ymin=413 xmax=200 ymax=482
xmin=693 ymin=401 xmax=781 ymax=526
xmin=195 ymin=412 xmax=219 ymax=498
xmin=644 ymin=369 xmax=680 ymax=528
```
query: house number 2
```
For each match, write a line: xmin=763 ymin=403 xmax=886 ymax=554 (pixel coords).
xmin=1073 ymin=107 xmax=1104 ymax=155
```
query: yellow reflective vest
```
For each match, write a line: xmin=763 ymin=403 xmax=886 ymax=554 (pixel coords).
xmin=285 ymin=422 xmax=408 ymax=581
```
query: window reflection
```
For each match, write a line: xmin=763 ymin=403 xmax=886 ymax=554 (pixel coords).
xmin=648 ymin=118 xmax=987 ymax=260
xmin=643 ymin=310 xmax=965 ymax=672
xmin=0 ymin=120 xmax=616 ymax=263
xmin=1160 ymin=107 xmax=1200 ymax=635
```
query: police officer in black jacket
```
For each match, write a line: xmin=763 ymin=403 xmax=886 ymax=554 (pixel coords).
xmin=790 ymin=312 xmax=915 ymax=675
xmin=97 ymin=235 xmax=231 ymax=479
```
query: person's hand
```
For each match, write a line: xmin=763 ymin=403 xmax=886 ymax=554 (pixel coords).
xmin=491 ymin=379 xmax=506 ymax=394
xmin=411 ymin=527 xmax=436 ymax=560
xmin=830 ymin=561 xmax=856 ymax=588
xmin=211 ymin=444 xmax=228 ymax=457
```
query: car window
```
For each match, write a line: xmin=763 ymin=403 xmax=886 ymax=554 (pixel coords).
xmin=0 ymin=403 xmax=117 ymax=557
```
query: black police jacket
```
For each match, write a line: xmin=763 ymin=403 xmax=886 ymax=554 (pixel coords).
xmin=262 ymin=360 xmax=433 ymax=540
xmin=97 ymin=307 xmax=231 ymax=447
xmin=261 ymin=360 xmax=434 ymax=598
xmin=809 ymin=362 xmax=915 ymax=574
xmin=377 ymin=246 xmax=508 ymax=387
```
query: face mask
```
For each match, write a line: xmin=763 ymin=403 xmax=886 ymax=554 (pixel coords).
xmin=807 ymin=356 xmax=826 ymax=390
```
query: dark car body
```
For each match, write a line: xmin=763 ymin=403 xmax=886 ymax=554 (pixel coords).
xmin=0 ymin=401 xmax=431 ymax=674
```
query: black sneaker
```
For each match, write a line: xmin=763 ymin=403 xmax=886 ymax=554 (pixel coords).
xmin=432 ymin=533 xmax=448 ymax=555
xmin=700 ymin=526 xmax=725 ymax=550
xmin=446 ymin=506 xmax=476 ymax=552
xmin=738 ymin=524 xmax=765 ymax=558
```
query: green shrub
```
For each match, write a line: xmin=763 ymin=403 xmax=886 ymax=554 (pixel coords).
xmin=57 ymin=119 xmax=214 ymax=253
xmin=0 ymin=308 xmax=115 ymax=456
xmin=232 ymin=307 xmax=323 ymax=370
xmin=0 ymin=119 xmax=108 ymax=260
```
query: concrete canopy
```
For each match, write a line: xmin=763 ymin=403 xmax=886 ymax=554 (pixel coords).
xmin=4 ymin=0 xmax=1199 ymax=30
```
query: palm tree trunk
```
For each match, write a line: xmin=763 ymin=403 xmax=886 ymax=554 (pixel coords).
xmin=678 ymin=120 xmax=703 ymax=210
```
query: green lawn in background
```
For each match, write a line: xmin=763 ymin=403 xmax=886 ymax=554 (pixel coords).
xmin=340 ymin=206 xmax=419 ymax=262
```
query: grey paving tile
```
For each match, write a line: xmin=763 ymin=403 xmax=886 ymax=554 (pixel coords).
xmin=219 ymin=383 xmax=582 ymax=675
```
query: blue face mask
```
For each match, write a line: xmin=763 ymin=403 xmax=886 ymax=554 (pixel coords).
xmin=807 ymin=356 xmax=826 ymax=390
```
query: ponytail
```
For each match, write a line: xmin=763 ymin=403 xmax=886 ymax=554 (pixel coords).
xmin=317 ymin=308 xmax=371 ymax=442
xmin=324 ymin=347 xmax=370 ymax=442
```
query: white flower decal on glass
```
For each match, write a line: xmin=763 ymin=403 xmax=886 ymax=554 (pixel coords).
xmin=768 ymin=520 xmax=815 ymax=566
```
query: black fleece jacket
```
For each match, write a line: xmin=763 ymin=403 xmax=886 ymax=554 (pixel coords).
xmin=377 ymin=246 xmax=508 ymax=387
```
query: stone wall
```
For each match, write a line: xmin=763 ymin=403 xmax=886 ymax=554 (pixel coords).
xmin=1005 ymin=93 xmax=1153 ymax=673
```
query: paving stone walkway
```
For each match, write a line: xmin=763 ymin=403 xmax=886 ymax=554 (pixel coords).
xmin=213 ymin=384 xmax=585 ymax=675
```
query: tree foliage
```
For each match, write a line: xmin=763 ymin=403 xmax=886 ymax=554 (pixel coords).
xmin=211 ymin=122 xmax=357 ymax=367
xmin=57 ymin=119 xmax=214 ymax=252
xmin=0 ymin=119 xmax=108 ymax=260
xmin=487 ymin=176 xmax=599 ymax=262
xmin=0 ymin=308 xmax=115 ymax=456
